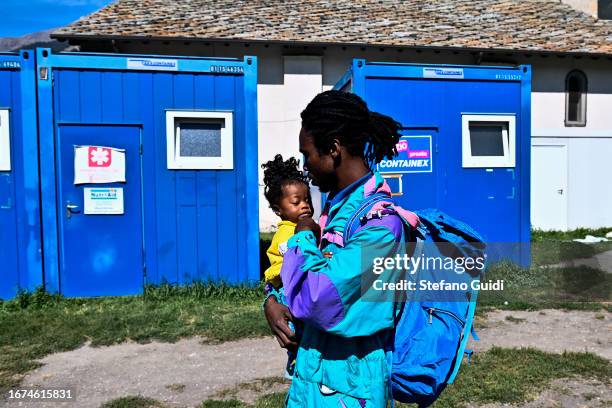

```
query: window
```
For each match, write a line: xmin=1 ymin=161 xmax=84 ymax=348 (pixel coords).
xmin=0 ymin=109 xmax=10 ymax=171
xmin=166 ymin=111 xmax=233 ymax=170
xmin=462 ymin=114 xmax=516 ymax=168
xmin=599 ymin=0 xmax=612 ymax=20
xmin=565 ymin=70 xmax=587 ymax=127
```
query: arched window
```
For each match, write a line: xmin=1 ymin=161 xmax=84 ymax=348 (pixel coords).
xmin=565 ymin=70 xmax=587 ymax=126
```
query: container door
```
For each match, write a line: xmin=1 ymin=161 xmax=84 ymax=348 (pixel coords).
xmin=531 ymin=144 xmax=568 ymax=231
xmin=56 ymin=125 xmax=143 ymax=296
xmin=0 ymin=108 xmax=18 ymax=299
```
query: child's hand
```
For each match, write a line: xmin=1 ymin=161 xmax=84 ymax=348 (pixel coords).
xmin=295 ymin=216 xmax=321 ymax=243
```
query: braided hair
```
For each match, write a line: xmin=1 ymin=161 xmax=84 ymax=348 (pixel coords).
xmin=300 ymin=90 xmax=401 ymax=166
xmin=262 ymin=154 xmax=309 ymax=209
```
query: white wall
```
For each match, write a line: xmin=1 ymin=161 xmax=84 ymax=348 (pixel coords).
xmin=115 ymin=41 xmax=612 ymax=230
xmin=531 ymin=58 xmax=612 ymax=136
xmin=531 ymin=137 xmax=612 ymax=230
xmin=560 ymin=0 xmax=598 ymax=17
xmin=258 ymin=56 xmax=323 ymax=229
xmin=530 ymin=58 xmax=612 ymax=230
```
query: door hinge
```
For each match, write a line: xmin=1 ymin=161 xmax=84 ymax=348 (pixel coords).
xmin=139 ymin=144 xmax=143 ymax=155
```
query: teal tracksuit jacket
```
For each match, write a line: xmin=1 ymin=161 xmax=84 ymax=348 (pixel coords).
xmin=280 ymin=171 xmax=417 ymax=407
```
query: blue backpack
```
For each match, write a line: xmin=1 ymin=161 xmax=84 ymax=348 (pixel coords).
xmin=345 ymin=197 xmax=486 ymax=408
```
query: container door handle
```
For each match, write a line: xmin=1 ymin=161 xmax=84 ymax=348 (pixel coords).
xmin=66 ymin=203 xmax=81 ymax=219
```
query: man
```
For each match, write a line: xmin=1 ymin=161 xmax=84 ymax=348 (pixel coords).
xmin=264 ymin=90 xmax=413 ymax=407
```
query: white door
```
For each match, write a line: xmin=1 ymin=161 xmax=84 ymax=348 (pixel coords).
xmin=531 ymin=144 xmax=568 ymax=231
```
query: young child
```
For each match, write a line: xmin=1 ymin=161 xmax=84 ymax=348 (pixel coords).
xmin=261 ymin=154 xmax=313 ymax=378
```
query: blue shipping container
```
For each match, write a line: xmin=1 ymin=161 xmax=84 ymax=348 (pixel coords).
xmin=35 ymin=49 xmax=259 ymax=297
xmin=335 ymin=60 xmax=531 ymax=264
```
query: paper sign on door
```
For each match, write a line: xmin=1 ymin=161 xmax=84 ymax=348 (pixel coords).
xmin=74 ymin=145 xmax=126 ymax=184
xmin=84 ymin=187 xmax=124 ymax=215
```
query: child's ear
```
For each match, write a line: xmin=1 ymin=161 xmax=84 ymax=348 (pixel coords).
xmin=307 ymin=191 xmax=314 ymax=213
xmin=271 ymin=205 xmax=281 ymax=217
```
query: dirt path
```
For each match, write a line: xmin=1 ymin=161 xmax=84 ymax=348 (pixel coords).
xmin=7 ymin=309 xmax=611 ymax=408
xmin=472 ymin=309 xmax=612 ymax=359
xmin=10 ymin=337 xmax=286 ymax=408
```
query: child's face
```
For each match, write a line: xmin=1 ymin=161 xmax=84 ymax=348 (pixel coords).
xmin=275 ymin=182 xmax=313 ymax=223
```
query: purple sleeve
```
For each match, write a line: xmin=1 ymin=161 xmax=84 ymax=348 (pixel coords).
xmin=280 ymin=215 xmax=404 ymax=332
xmin=281 ymin=245 xmax=346 ymax=330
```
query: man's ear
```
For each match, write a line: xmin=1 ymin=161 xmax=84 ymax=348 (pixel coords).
xmin=329 ymin=138 xmax=342 ymax=160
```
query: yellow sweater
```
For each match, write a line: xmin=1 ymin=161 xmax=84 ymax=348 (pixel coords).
xmin=264 ymin=220 xmax=296 ymax=288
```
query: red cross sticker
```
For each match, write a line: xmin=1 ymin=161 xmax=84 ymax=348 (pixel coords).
xmin=88 ymin=146 xmax=112 ymax=167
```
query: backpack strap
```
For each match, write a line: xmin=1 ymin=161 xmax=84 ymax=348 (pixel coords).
xmin=446 ymin=289 xmax=479 ymax=384
xmin=343 ymin=193 xmax=392 ymax=244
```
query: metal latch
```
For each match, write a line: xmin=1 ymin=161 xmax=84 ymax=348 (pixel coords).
xmin=66 ymin=203 xmax=81 ymax=219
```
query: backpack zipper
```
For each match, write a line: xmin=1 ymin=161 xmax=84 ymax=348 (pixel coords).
xmin=427 ymin=307 xmax=465 ymax=327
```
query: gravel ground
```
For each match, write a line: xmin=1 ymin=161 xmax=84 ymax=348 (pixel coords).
xmin=5 ymin=309 xmax=611 ymax=408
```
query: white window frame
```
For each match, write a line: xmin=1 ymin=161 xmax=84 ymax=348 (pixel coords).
xmin=0 ymin=109 xmax=10 ymax=171
xmin=166 ymin=110 xmax=233 ymax=170
xmin=462 ymin=114 xmax=516 ymax=168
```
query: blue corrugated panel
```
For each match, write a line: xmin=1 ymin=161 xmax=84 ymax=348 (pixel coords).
xmin=36 ymin=50 xmax=259 ymax=297
xmin=0 ymin=51 xmax=43 ymax=299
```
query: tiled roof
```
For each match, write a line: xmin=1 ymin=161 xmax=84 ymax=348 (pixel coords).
xmin=54 ymin=0 xmax=612 ymax=55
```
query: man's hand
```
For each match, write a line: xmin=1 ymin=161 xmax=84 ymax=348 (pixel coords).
xmin=263 ymin=296 xmax=298 ymax=351
xmin=295 ymin=216 xmax=321 ymax=240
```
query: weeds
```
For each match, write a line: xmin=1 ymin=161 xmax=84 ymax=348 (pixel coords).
xmin=100 ymin=395 xmax=164 ymax=408
xmin=531 ymin=228 xmax=612 ymax=242
xmin=505 ymin=315 xmax=527 ymax=324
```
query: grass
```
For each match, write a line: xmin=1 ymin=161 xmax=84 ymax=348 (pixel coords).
xmin=101 ymin=393 xmax=287 ymax=408
xmin=109 ymin=348 xmax=610 ymax=408
xmin=210 ymin=377 xmax=289 ymax=401
xmin=165 ymin=383 xmax=186 ymax=393
xmin=504 ymin=315 xmax=526 ymax=324
xmin=531 ymin=227 xmax=612 ymax=242
xmin=530 ymin=227 xmax=612 ymax=266
xmin=200 ymin=393 xmax=286 ymax=408
xmin=428 ymin=347 xmax=611 ymax=408
xmin=477 ymin=260 xmax=611 ymax=310
xmin=531 ymin=240 xmax=612 ymax=267
xmin=0 ymin=284 xmax=270 ymax=395
xmin=100 ymin=395 xmax=165 ymax=408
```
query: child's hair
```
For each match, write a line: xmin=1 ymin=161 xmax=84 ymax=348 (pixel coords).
xmin=262 ymin=154 xmax=309 ymax=209
xmin=300 ymin=90 xmax=401 ymax=165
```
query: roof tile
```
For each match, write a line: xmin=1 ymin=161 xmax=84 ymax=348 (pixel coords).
xmin=54 ymin=0 xmax=612 ymax=54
